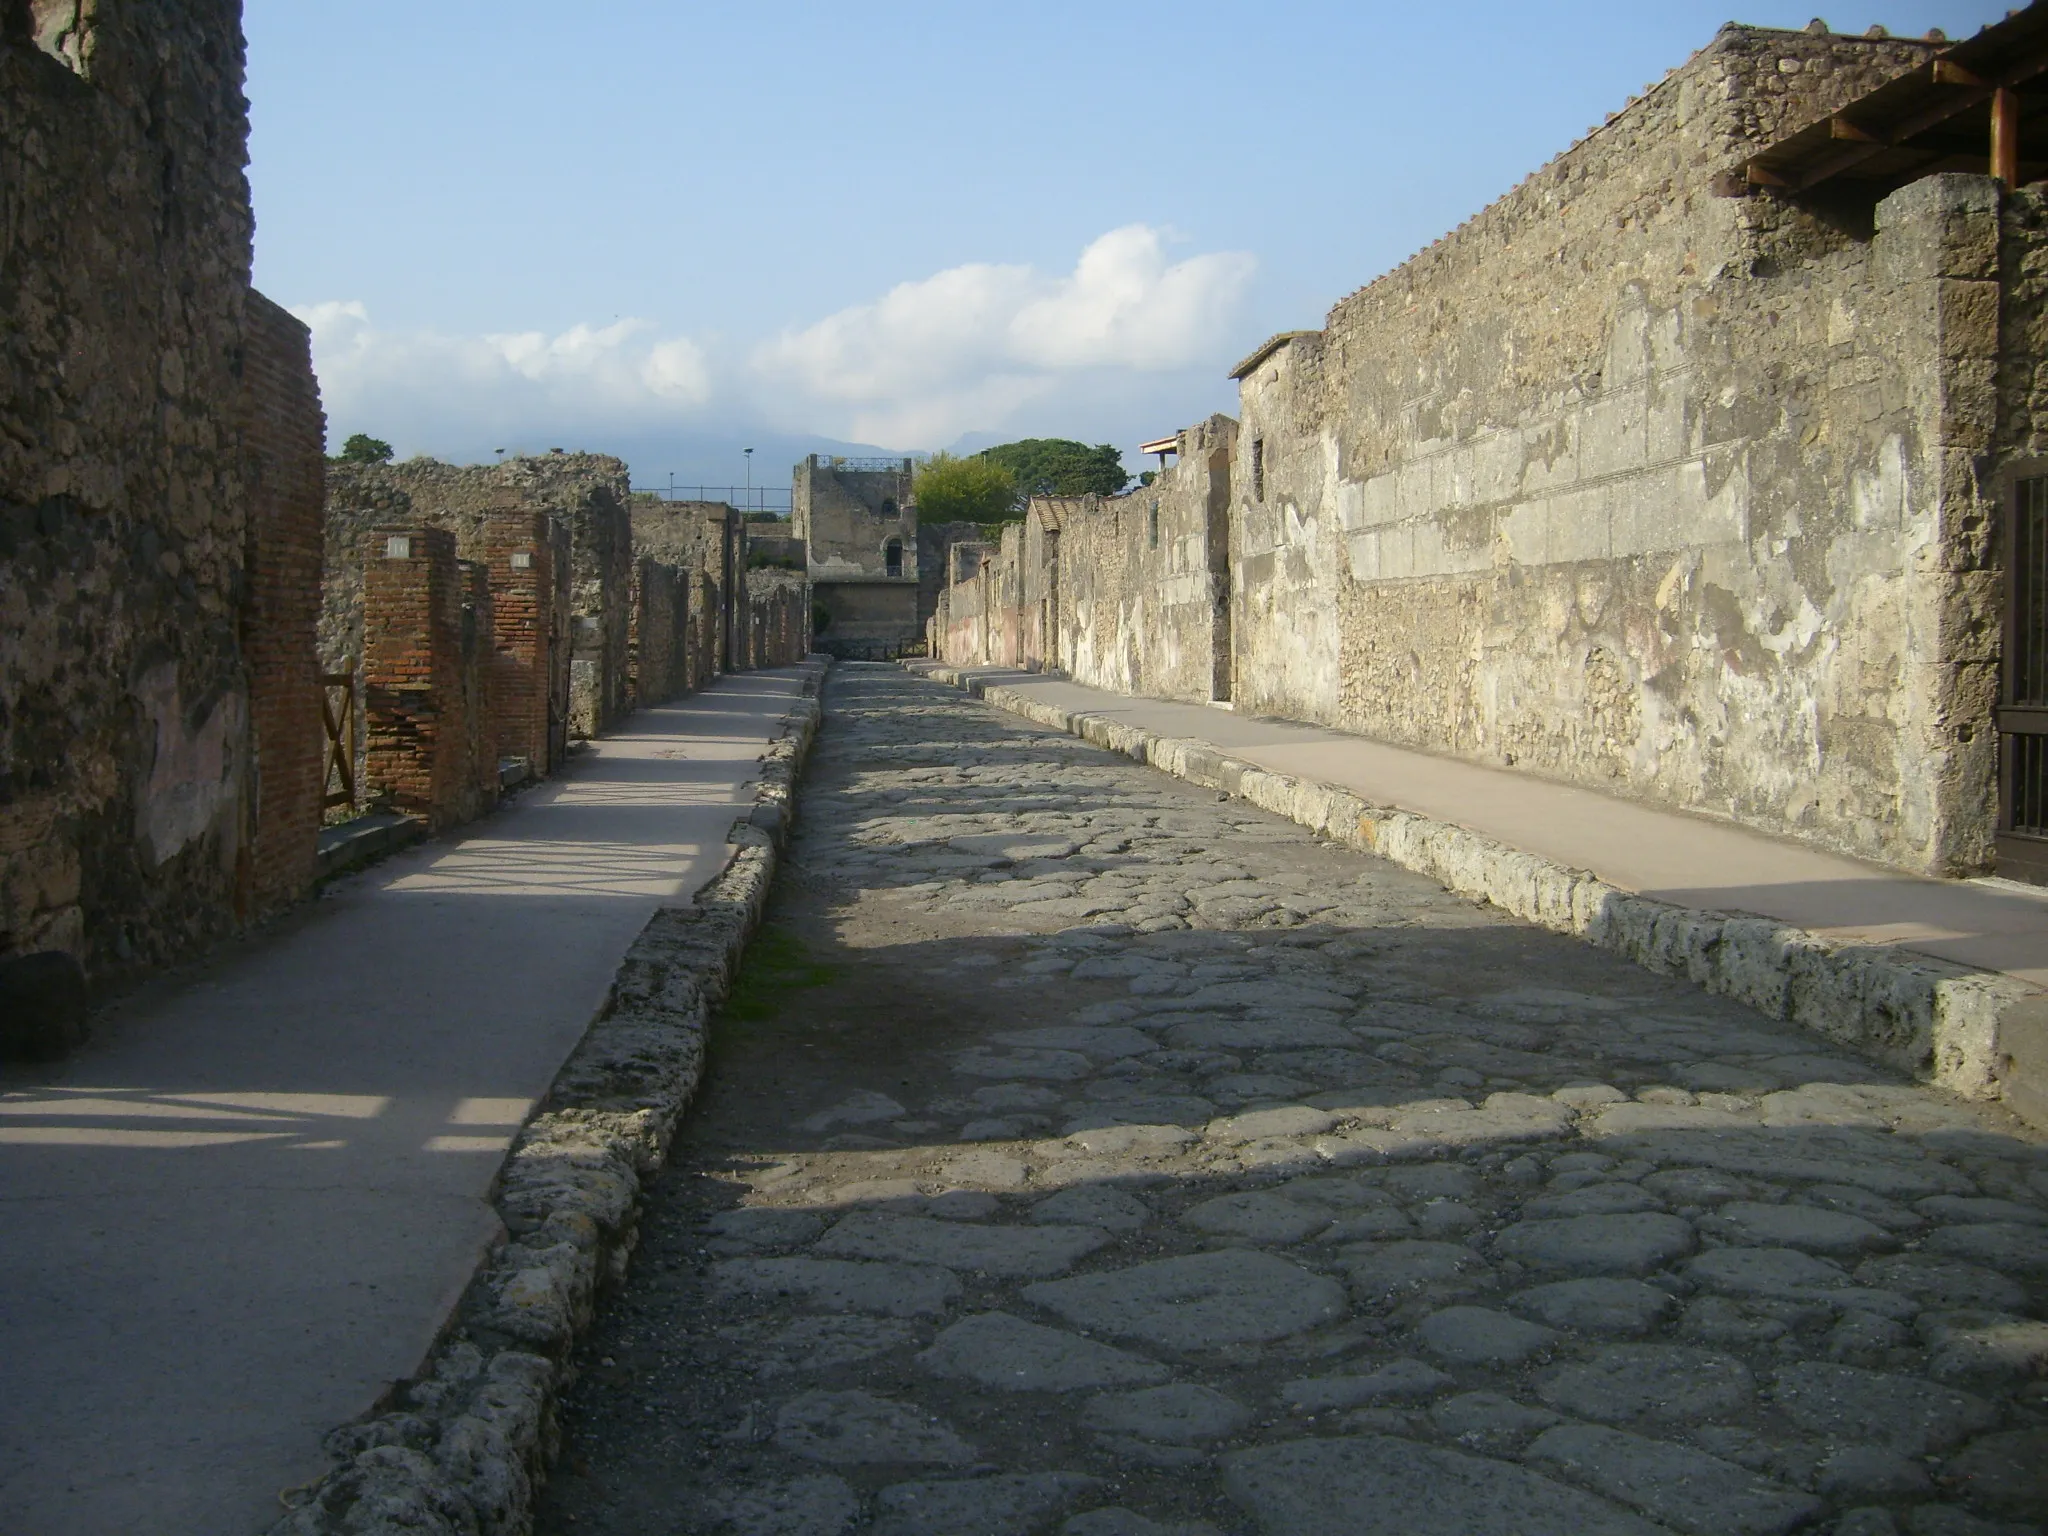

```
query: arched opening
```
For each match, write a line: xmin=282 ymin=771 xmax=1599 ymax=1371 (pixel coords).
xmin=880 ymin=497 xmax=898 ymax=518
xmin=884 ymin=538 xmax=903 ymax=577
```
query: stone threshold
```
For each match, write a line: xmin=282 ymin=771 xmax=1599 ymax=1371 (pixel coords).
xmin=909 ymin=663 xmax=2048 ymax=1137
xmin=314 ymin=811 xmax=425 ymax=883
xmin=273 ymin=659 xmax=828 ymax=1535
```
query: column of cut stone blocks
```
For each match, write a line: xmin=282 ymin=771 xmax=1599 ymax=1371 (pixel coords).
xmin=362 ymin=525 xmax=463 ymax=826
xmin=481 ymin=508 xmax=555 ymax=774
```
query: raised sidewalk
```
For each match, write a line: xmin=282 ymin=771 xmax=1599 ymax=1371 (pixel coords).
xmin=0 ymin=668 xmax=817 ymax=1536
xmin=909 ymin=663 xmax=2048 ymax=1133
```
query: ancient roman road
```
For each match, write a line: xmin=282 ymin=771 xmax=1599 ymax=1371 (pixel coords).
xmin=534 ymin=664 xmax=2048 ymax=1536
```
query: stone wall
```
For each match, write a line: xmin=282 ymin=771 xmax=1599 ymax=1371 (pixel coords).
xmin=741 ymin=569 xmax=811 ymax=669
xmin=920 ymin=27 xmax=2048 ymax=878
xmin=1053 ymin=415 xmax=1236 ymax=704
xmin=795 ymin=455 xmax=924 ymax=656
xmin=1232 ymin=22 xmax=2012 ymax=875
xmin=628 ymin=557 xmax=689 ymax=709
xmin=325 ymin=453 xmax=630 ymax=741
xmin=630 ymin=499 xmax=740 ymax=674
xmin=932 ymin=418 xmax=1235 ymax=704
xmin=792 ymin=456 xmax=917 ymax=579
xmin=0 ymin=3 xmax=330 ymax=989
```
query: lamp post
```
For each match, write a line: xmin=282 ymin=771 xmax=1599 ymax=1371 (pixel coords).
xmin=744 ymin=448 xmax=754 ymax=513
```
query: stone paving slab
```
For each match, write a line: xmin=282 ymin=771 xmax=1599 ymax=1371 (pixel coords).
xmin=536 ymin=666 xmax=2048 ymax=1536
xmin=0 ymin=670 xmax=817 ymax=1536
xmin=909 ymin=663 xmax=2048 ymax=1134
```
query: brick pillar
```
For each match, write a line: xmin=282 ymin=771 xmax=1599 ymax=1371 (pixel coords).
xmin=481 ymin=509 xmax=553 ymax=772
xmin=363 ymin=525 xmax=465 ymax=827
xmin=237 ymin=294 xmax=326 ymax=916
xmin=459 ymin=558 xmax=497 ymax=817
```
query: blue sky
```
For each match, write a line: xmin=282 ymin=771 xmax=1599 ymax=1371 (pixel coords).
xmin=246 ymin=0 xmax=2012 ymax=488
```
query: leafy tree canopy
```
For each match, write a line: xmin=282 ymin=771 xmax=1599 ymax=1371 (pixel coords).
xmin=981 ymin=438 xmax=1129 ymax=498
xmin=337 ymin=433 xmax=394 ymax=464
xmin=912 ymin=451 xmax=1018 ymax=523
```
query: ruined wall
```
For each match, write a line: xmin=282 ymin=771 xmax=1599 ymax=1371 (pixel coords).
xmin=1231 ymin=25 xmax=2010 ymax=875
xmin=630 ymin=499 xmax=739 ymax=675
xmin=480 ymin=510 xmax=557 ymax=772
xmin=792 ymin=456 xmax=918 ymax=578
xmin=795 ymin=456 xmax=923 ymax=656
xmin=361 ymin=528 xmax=496 ymax=830
xmin=1054 ymin=415 xmax=1236 ymax=703
xmin=0 ymin=4 xmax=330 ymax=984
xmin=237 ymin=294 xmax=328 ymax=918
xmin=628 ymin=557 xmax=689 ymax=708
xmin=740 ymin=569 xmax=811 ymax=668
xmin=325 ymin=453 xmax=629 ymax=741
xmin=918 ymin=521 xmax=990 ymax=637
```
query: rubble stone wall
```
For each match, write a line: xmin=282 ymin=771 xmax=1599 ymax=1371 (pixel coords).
xmin=1053 ymin=415 xmax=1237 ymax=703
xmin=1232 ymin=27 xmax=2008 ymax=875
xmin=325 ymin=454 xmax=631 ymax=741
xmin=628 ymin=556 xmax=689 ymax=709
xmin=630 ymin=499 xmax=739 ymax=675
xmin=0 ymin=4 xmax=332 ymax=984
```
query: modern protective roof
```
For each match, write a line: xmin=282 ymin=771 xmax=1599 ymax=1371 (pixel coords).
xmin=1742 ymin=4 xmax=2048 ymax=196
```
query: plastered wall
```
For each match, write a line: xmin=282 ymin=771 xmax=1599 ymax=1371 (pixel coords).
xmin=1232 ymin=27 xmax=2019 ymax=876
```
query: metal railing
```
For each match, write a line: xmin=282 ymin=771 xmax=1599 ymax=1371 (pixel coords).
xmin=633 ymin=484 xmax=792 ymax=515
xmin=807 ymin=454 xmax=923 ymax=474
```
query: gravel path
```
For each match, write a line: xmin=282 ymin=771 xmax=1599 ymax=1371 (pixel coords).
xmin=533 ymin=664 xmax=2048 ymax=1536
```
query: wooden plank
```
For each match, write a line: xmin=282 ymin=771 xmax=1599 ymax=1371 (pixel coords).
xmin=1993 ymin=86 xmax=2021 ymax=184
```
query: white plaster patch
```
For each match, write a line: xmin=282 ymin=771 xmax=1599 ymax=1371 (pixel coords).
xmin=133 ymin=662 xmax=244 ymax=867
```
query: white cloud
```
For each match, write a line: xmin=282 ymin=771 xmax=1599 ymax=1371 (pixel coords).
xmin=753 ymin=225 xmax=1255 ymax=444
xmin=293 ymin=224 xmax=1255 ymax=459
xmin=294 ymin=301 xmax=712 ymax=454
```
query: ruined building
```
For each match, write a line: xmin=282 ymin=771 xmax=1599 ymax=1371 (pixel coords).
xmin=1 ymin=2 xmax=328 ymax=1002
xmin=936 ymin=13 xmax=2048 ymax=881
xmin=793 ymin=454 xmax=923 ymax=657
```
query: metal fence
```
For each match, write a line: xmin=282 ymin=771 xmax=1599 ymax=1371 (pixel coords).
xmin=633 ymin=484 xmax=792 ymax=515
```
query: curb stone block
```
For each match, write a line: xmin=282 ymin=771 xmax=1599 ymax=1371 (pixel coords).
xmin=910 ymin=664 xmax=2044 ymax=1131
xmin=272 ymin=662 xmax=826 ymax=1536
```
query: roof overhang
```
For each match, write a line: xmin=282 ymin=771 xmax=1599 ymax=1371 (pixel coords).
xmin=1738 ymin=5 xmax=2048 ymax=197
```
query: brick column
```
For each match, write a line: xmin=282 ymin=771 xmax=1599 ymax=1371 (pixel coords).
xmin=459 ymin=558 xmax=498 ymax=816
xmin=237 ymin=294 xmax=326 ymax=916
xmin=362 ymin=525 xmax=465 ymax=827
xmin=481 ymin=509 xmax=554 ymax=772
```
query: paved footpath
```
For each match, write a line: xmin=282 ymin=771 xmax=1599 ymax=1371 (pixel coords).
xmin=537 ymin=665 xmax=2047 ymax=1536
xmin=910 ymin=666 xmax=2048 ymax=991
xmin=0 ymin=668 xmax=815 ymax=1536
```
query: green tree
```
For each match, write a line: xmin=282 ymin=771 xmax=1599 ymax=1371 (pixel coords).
xmin=337 ymin=433 xmax=394 ymax=464
xmin=912 ymin=451 xmax=1018 ymax=522
xmin=981 ymin=438 xmax=1129 ymax=498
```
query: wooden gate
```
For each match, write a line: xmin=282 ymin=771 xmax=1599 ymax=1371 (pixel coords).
xmin=2000 ymin=470 xmax=2048 ymax=881
xmin=321 ymin=664 xmax=356 ymax=812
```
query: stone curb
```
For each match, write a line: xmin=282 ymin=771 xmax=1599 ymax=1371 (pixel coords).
xmin=908 ymin=662 xmax=2045 ymax=1131
xmin=271 ymin=661 xmax=828 ymax=1536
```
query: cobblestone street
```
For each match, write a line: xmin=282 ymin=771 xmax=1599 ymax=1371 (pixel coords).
xmin=534 ymin=665 xmax=2048 ymax=1536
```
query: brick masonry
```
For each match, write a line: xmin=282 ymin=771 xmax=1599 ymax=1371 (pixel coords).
xmin=362 ymin=527 xmax=497 ymax=831
xmin=481 ymin=509 xmax=557 ymax=773
xmin=238 ymin=294 xmax=328 ymax=919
